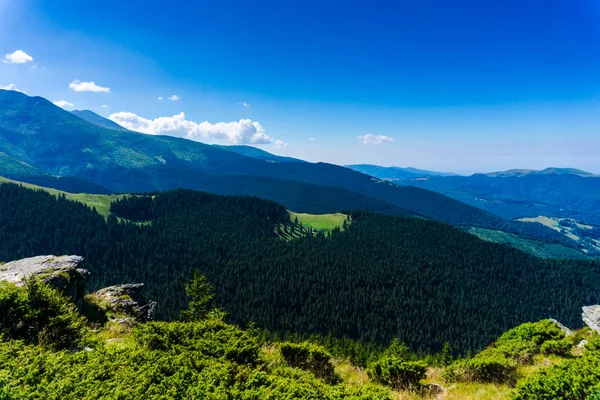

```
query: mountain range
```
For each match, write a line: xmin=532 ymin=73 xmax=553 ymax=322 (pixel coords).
xmin=345 ymin=163 xmax=599 ymax=224
xmin=0 ymin=89 xmax=593 ymax=257
xmin=346 ymin=164 xmax=457 ymax=180
xmin=2 ymin=88 xmax=600 ymax=399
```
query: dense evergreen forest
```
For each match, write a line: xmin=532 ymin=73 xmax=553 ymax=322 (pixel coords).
xmin=0 ymin=183 xmax=599 ymax=354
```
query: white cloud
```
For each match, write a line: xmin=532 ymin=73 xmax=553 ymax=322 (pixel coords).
xmin=53 ymin=100 xmax=75 ymax=108
xmin=101 ymin=104 xmax=109 ymax=108
xmin=0 ymin=83 xmax=26 ymax=93
xmin=109 ymin=112 xmax=273 ymax=145
xmin=273 ymin=140 xmax=287 ymax=149
xmin=309 ymin=137 xmax=315 ymax=141
xmin=69 ymin=80 xmax=110 ymax=93
xmin=3 ymin=50 xmax=33 ymax=64
xmin=167 ymin=95 xmax=179 ymax=101
xmin=357 ymin=134 xmax=395 ymax=145
xmin=157 ymin=96 xmax=163 ymax=100
xmin=238 ymin=101 xmax=251 ymax=107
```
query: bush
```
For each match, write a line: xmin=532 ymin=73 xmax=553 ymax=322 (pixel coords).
xmin=367 ymin=357 xmax=427 ymax=390
xmin=493 ymin=320 xmax=566 ymax=363
xmin=444 ymin=320 xmax=567 ymax=385
xmin=496 ymin=320 xmax=565 ymax=346
xmin=133 ymin=318 xmax=260 ymax=365
xmin=540 ymin=339 xmax=573 ymax=356
xmin=443 ymin=353 xmax=517 ymax=385
xmin=512 ymin=337 xmax=600 ymax=400
xmin=0 ymin=327 xmax=387 ymax=399
xmin=280 ymin=341 xmax=339 ymax=383
xmin=0 ymin=279 xmax=88 ymax=350
xmin=588 ymin=385 xmax=600 ymax=400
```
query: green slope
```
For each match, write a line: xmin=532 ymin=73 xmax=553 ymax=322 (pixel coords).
xmin=0 ymin=176 xmax=123 ymax=217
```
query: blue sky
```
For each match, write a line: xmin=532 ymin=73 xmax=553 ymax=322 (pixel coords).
xmin=1 ymin=0 xmax=599 ymax=173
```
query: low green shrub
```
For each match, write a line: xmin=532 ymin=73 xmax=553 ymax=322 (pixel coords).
xmin=444 ymin=320 xmax=568 ymax=385
xmin=540 ymin=338 xmax=573 ymax=356
xmin=133 ymin=318 xmax=260 ymax=365
xmin=443 ymin=353 xmax=517 ymax=385
xmin=280 ymin=341 xmax=339 ymax=383
xmin=0 ymin=328 xmax=389 ymax=399
xmin=588 ymin=385 xmax=600 ymax=400
xmin=495 ymin=320 xmax=563 ymax=345
xmin=367 ymin=357 xmax=427 ymax=390
xmin=493 ymin=320 xmax=566 ymax=363
xmin=0 ymin=279 xmax=88 ymax=350
xmin=512 ymin=337 xmax=600 ymax=400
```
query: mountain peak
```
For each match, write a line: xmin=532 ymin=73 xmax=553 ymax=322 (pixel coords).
xmin=71 ymin=109 xmax=128 ymax=131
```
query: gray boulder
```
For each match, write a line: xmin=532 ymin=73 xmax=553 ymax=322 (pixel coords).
xmin=549 ymin=318 xmax=573 ymax=336
xmin=0 ymin=255 xmax=89 ymax=311
xmin=91 ymin=283 xmax=157 ymax=324
xmin=582 ymin=305 xmax=600 ymax=334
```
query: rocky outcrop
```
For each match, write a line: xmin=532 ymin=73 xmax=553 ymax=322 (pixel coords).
xmin=91 ymin=283 xmax=157 ymax=324
xmin=0 ymin=255 xmax=156 ymax=324
xmin=0 ymin=255 xmax=89 ymax=311
xmin=582 ymin=305 xmax=600 ymax=334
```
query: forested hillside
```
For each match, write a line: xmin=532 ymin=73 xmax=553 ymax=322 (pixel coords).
xmin=0 ymin=89 xmax=573 ymax=249
xmin=1 ymin=182 xmax=599 ymax=355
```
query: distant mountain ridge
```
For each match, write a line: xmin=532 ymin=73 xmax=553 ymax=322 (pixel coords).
xmin=346 ymin=164 xmax=456 ymax=180
xmin=482 ymin=167 xmax=597 ymax=178
xmin=347 ymin=161 xmax=599 ymax=225
xmin=0 ymin=89 xmax=580 ymax=253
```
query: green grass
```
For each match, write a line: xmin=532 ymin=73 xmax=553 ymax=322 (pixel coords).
xmin=274 ymin=212 xmax=350 ymax=241
xmin=0 ymin=176 xmax=124 ymax=217
xmin=289 ymin=211 xmax=349 ymax=232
